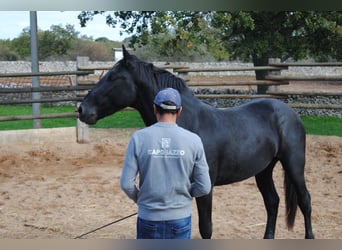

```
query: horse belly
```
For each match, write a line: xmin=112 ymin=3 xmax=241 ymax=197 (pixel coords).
xmin=214 ymin=137 xmax=278 ymax=185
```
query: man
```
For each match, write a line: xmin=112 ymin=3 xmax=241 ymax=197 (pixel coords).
xmin=120 ymin=87 xmax=211 ymax=239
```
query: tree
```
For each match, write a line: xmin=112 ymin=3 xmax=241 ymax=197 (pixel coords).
xmin=0 ymin=40 xmax=19 ymax=60
xmin=6 ymin=24 xmax=80 ymax=60
xmin=78 ymin=11 xmax=227 ymax=61
xmin=0 ymin=24 xmax=119 ymax=61
xmin=210 ymin=11 xmax=341 ymax=62
xmin=11 ymin=28 xmax=31 ymax=59
xmin=69 ymin=40 xmax=114 ymax=61
xmin=39 ymin=24 xmax=79 ymax=60
xmin=78 ymin=11 xmax=341 ymax=62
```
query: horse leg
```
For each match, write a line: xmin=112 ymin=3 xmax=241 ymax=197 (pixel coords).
xmin=297 ymin=186 xmax=314 ymax=239
xmin=282 ymin=157 xmax=315 ymax=239
xmin=277 ymin=112 xmax=314 ymax=239
xmin=195 ymin=191 xmax=213 ymax=239
xmin=255 ymin=161 xmax=279 ymax=239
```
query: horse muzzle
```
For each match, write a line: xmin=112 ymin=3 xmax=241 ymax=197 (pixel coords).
xmin=77 ymin=104 xmax=98 ymax=125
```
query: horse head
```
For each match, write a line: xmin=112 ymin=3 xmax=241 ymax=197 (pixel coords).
xmin=78 ymin=45 xmax=141 ymax=125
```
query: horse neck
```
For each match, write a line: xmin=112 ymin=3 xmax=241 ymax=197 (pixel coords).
xmin=136 ymin=103 xmax=157 ymax=126
xmin=132 ymin=86 xmax=203 ymax=128
xmin=177 ymin=93 xmax=206 ymax=131
xmin=131 ymin=84 xmax=157 ymax=126
xmin=130 ymin=67 xmax=206 ymax=127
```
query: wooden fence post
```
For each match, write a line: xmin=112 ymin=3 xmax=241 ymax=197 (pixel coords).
xmin=254 ymin=58 xmax=269 ymax=94
xmin=76 ymin=56 xmax=89 ymax=143
xmin=254 ymin=58 xmax=282 ymax=94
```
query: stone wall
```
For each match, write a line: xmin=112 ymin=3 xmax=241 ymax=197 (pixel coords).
xmin=1 ymin=60 xmax=342 ymax=76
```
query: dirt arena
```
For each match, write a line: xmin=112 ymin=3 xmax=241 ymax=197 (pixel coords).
xmin=0 ymin=127 xmax=341 ymax=239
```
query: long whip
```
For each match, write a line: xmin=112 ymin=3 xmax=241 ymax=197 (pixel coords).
xmin=74 ymin=212 xmax=137 ymax=239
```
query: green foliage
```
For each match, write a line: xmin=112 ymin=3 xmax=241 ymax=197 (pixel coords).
xmin=0 ymin=24 xmax=121 ymax=61
xmin=38 ymin=24 xmax=79 ymax=60
xmin=10 ymin=28 xmax=31 ymax=60
xmin=208 ymin=11 xmax=341 ymax=62
xmin=0 ymin=40 xmax=19 ymax=60
xmin=69 ymin=40 xmax=113 ymax=61
xmin=78 ymin=11 xmax=341 ymax=62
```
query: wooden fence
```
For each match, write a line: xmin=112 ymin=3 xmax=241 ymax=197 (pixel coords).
xmin=172 ymin=61 xmax=342 ymax=109
xmin=0 ymin=58 xmax=341 ymax=141
xmin=0 ymin=69 xmax=94 ymax=122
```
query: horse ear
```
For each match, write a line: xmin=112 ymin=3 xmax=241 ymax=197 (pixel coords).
xmin=122 ymin=44 xmax=130 ymax=59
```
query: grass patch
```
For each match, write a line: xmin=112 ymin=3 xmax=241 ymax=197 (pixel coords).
xmin=0 ymin=105 xmax=144 ymax=130
xmin=0 ymin=105 xmax=76 ymax=130
xmin=0 ymin=105 xmax=341 ymax=136
xmin=89 ymin=110 xmax=144 ymax=128
xmin=300 ymin=115 xmax=342 ymax=137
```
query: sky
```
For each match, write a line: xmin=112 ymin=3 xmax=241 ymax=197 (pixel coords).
xmin=0 ymin=11 xmax=128 ymax=41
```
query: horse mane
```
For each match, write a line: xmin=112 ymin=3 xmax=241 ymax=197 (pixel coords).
xmin=126 ymin=54 xmax=189 ymax=93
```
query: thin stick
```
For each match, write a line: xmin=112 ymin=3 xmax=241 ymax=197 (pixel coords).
xmin=74 ymin=212 xmax=137 ymax=239
xmin=246 ymin=223 xmax=266 ymax=228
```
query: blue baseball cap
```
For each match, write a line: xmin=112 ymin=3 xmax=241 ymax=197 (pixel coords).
xmin=153 ymin=88 xmax=182 ymax=110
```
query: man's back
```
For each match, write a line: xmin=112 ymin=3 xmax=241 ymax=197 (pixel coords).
xmin=121 ymin=122 xmax=210 ymax=221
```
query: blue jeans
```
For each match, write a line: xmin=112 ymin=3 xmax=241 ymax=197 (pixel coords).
xmin=137 ymin=216 xmax=192 ymax=239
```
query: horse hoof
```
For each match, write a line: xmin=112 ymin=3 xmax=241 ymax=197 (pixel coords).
xmin=263 ymin=234 xmax=275 ymax=239
xmin=305 ymin=233 xmax=315 ymax=239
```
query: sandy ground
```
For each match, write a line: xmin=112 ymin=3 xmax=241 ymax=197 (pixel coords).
xmin=0 ymin=127 xmax=341 ymax=239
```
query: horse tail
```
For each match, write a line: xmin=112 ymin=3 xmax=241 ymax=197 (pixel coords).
xmin=284 ymin=172 xmax=297 ymax=230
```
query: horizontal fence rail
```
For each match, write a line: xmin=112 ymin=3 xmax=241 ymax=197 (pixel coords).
xmin=265 ymin=75 xmax=342 ymax=81
xmin=0 ymin=70 xmax=94 ymax=78
xmin=0 ymin=97 xmax=83 ymax=105
xmin=266 ymin=90 xmax=342 ymax=97
xmin=174 ymin=66 xmax=286 ymax=73
xmin=0 ymin=112 xmax=78 ymax=122
xmin=196 ymin=94 xmax=287 ymax=99
xmin=187 ymin=80 xmax=289 ymax=86
xmin=268 ymin=62 xmax=342 ymax=67
xmin=0 ymin=85 xmax=94 ymax=93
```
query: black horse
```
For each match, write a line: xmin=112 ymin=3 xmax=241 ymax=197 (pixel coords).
xmin=78 ymin=46 xmax=314 ymax=239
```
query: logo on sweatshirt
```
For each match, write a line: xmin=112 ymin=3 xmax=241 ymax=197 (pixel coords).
xmin=161 ymin=138 xmax=171 ymax=149
xmin=147 ymin=137 xmax=185 ymax=158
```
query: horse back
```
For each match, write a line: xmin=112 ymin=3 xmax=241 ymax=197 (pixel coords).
xmin=198 ymin=98 xmax=305 ymax=185
xmin=229 ymin=98 xmax=306 ymax=153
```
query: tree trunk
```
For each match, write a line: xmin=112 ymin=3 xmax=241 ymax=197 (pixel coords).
xmin=252 ymin=57 xmax=269 ymax=94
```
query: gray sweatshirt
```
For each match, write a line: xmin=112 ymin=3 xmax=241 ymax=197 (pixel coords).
xmin=120 ymin=122 xmax=211 ymax=221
